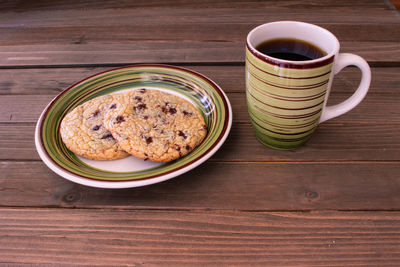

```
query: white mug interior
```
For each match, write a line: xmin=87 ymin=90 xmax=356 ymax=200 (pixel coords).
xmin=247 ymin=21 xmax=340 ymax=63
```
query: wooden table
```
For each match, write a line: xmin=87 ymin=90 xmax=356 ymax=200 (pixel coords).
xmin=1 ymin=0 xmax=400 ymax=265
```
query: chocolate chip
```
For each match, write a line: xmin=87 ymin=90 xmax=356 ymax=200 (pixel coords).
xmin=134 ymin=96 xmax=142 ymax=101
xmin=135 ymin=103 xmax=147 ymax=111
xmin=183 ymin=110 xmax=193 ymax=117
xmin=145 ymin=136 xmax=153 ymax=144
xmin=109 ymin=104 xmax=117 ymax=109
xmin=161 ymin=103 xmax=176 ymax=115
xmin=178 ymin=131 xmax=187 ymax=139
xmin=101 ymin=133 xmax=114 ymax=140
xmin=91 ymin=110 xmax=100 ymax=117
xmin=174 ymin=144 xmax=181 ymax=151
xmin=143 ymin=115 xmax=149 ymax=120
xmin=115 ymin=116 xmax=125 ymax=123
xmin=203 ymin=124 xmax=207 ymax=130
xmin=92 ymin=125 xmax=101 ymax=131
xmin=185 ymin=145 xmax=191 ymax=150
xmin=169 ymin=107 xmax=177 ymax=115
xmin=139 ymin=88 xmax=146 ymax=93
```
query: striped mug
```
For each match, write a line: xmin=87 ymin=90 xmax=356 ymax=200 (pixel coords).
xmin=246 ymin=21 xmax=371 ymax=150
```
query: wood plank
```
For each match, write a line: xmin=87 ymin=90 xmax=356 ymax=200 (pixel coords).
xmin=1 ymin=41 xmax=399 ymax=66
xmin=0 ymin=2 xmax=397 ymax=27
xmin=1 ymin=92 xmax=398 ymax=124
xmin=213 ymin=123 xmax=400 ymax=162
xmin=2 ymin=123 xmax=400 ymax=162
xmin=0 ymin=42 xmax=243 ymax=66
xmin=1 ymin=24 xmax=399 ymax=46
xmin=1 ymin=208 xmax=400 ymax=265
xmin=1 ymin=161 xmax=399 ymax=210
xmin=0 ymin=0 xmax=391 ymax=12
xmin=0 ymin=66 xmax=398 ymax=95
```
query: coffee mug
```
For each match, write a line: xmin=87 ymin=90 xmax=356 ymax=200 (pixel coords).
xmin=246 ymin=21 xmax=371 ymax=150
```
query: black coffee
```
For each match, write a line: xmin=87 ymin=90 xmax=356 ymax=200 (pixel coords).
xmin=255 ymin=38 xmax=326 ymax=61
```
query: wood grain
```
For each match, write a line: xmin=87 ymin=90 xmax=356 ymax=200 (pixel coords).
xmin=0 ymin=0 xmax=398 ymax=66
xmin=0 ymin=66 xmax=398 ymax=95
xmin=0 ymin=1 xmax=396 ymax=26
xmin=1 ymin=208 xmax=400 ymax=265
xmin=1 ymin=41 xmax=399 ymax=67
xmin=0 ymin=0 xmax=391 ymax=12
xmin=0 ymin=42 xmax=243 ymax=67
xmin=1 ymin=161 xmax=399 ymax=210
xmin=1 ymin=24 xmax=399 ymax=45
xmin=2 ymin=123 xmax=400 ymax=162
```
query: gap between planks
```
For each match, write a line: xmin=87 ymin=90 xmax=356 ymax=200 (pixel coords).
xmin=0 ymin=62 xmax=243 ymax=70
xmin=0 ymin=61 xmax=398 ymax=69
xmin=1 ymin=159 xmax=399 ymax=164
xmin=3 ymin=205 xmax=400 ymax=213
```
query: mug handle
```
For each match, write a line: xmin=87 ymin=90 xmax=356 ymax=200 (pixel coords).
xmin=319 ymin=53 xmax=371 ymax=123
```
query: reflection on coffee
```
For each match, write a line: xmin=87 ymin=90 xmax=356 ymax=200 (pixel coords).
xmin=255 ymin=38 xmax=326 ymax=61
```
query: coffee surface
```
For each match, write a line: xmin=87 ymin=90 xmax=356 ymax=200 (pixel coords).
xmin=255 ymin=38 xmax=326 ymax=61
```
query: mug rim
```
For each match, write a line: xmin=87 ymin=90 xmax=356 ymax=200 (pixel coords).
xmin=246 ymin=21 xmax=339 ymax=69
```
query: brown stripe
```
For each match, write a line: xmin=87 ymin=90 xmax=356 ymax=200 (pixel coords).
xmin=246 ymin=42 xmax=335 ymax=69
xmin=248 ymin=91 xmax=324 ymax=111
xmin=249 ymin=69 xmax=330 ymax=90
xmin=249 ymin=80 xmax=327 ymax=102
xmin=251 ymin=103 xmax=322 ymax=120
xmin=249 ymin=110 xmax=319 ymax=130
xmin=250 ymin=117 xmax=315 ymax=141
xmin=247 ymin=56 xmax=332 ymax=79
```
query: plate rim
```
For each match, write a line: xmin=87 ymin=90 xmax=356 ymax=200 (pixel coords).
xmin=34 ymin=64 xmax=233 ymax=189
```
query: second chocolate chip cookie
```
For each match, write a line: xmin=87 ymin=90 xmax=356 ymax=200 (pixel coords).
xmin=104 ymin=89 xmax=207 ymax=162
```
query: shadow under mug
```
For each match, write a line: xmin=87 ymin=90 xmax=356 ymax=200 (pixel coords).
xmin=245 ymin=21 xmax=371 ymax=150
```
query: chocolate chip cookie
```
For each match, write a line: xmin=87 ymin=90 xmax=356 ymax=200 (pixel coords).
xmin=104 ymin=89 xmax=207 ymax=162
xmin=60 ymin=94 xmax=130 ymax=160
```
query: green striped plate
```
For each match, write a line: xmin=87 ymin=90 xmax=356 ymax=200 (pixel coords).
xmin=35 ymin=65 xmax=232 ymax=188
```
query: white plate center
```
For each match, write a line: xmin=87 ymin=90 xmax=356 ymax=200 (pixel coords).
xmin=77 ymin=155 xmax=163 ymax=172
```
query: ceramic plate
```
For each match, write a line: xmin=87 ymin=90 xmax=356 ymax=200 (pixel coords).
xmin=35 ymin=64 xmax=232 ymax=188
